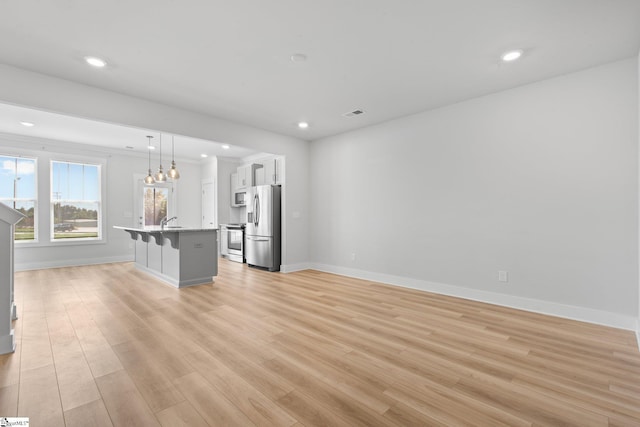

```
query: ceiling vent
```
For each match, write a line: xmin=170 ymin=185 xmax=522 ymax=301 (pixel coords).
xmin=342 ymin=109 xmax=365 ymax=118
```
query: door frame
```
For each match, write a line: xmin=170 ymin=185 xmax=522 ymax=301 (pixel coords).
xmin=133 ymin=174 xmax=177 ymax=227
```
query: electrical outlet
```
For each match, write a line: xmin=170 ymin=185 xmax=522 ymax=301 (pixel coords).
xmin=351 ymin=252 xmax=356 ymax=261
xmin=498 ymin=270 xmax=509 ymax=282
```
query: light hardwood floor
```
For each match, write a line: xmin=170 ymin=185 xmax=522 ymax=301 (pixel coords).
xmin=1 ymin=259 xmax=640 ymax=426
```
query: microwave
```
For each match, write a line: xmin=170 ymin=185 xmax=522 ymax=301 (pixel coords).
xmin=232 ymin=190 xmax=246 ymax=207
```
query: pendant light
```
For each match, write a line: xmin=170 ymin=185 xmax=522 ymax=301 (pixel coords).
xmin=167 ymin=135 xmax=180 ymax=180
xmin=154 ymin=134 xmax=166 ymax=182
xmin=144 ymin=136 xmax=155 ymax=184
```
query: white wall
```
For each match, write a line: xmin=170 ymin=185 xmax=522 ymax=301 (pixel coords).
xmin=2 ymin=56 xmax=636 ymax=332
xmin=216 ymin=158 xmax=244 ymax=225
xmin=0 ymin=64 xmax=310 ymax=270
xmin=310 ymin=58 xmax=639 ymax=328
xmin=0 ymin=134 xmax=202 ymax=270
xmin=201 ymin=156 xmax=247 ymax=227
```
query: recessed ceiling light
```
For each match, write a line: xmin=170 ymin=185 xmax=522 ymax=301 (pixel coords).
xmin=221 ymin=144 xmax=230 ymax=150
xmin=501 ymin=49 xmax=523 ymax=62
xmin=298 ymin=122 xmax=309 ymax=129
xmin=85 ymin=56 xmax=107 ymax=68
xmin=201 ymin=154 xmax=208 ymax=158
xmin=20 ymin=121 xmax=35 ymax=127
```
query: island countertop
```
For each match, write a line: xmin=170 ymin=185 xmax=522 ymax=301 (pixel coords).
xmin=113 ymin=225 xmax=218 ymax=233
xmin=115 ymin=225 xmax=218 ymax=288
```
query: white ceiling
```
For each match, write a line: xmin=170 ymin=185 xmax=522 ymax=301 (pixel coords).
xmin=0 ymin=0 xmax=639 ymax=152
xmin=0 ymin=103 xmax=259 ymax=160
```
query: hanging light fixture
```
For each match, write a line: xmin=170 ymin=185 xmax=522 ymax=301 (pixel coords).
xmin=167 ymin=135 xmax=180 ymax=180
xmin=154 ymin=134 xmax=167 ymax=182
xmin=144 ymin=136 xmax=155 ymax=184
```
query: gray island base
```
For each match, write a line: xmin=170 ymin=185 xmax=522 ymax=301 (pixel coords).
xmin=115 ymin=226 xmax=218 ymax=288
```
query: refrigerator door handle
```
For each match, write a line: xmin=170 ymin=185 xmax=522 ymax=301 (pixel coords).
xmin=247 ymin=236 xmax=269 ymax=242
xmin=252 ymin=194 xmax=256 ymax=226
xmin=255 ymin=194 xmax=260 ymax=226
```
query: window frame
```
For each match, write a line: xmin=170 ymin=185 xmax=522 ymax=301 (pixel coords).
xmin=0 ymin=154 xmax=38 ymax=243
xmin=49 ymin=159 xmax=104 ymax=243
xmin=132 ymin=174 xmax=177 ymax=229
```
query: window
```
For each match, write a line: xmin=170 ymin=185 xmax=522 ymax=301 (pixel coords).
xmin=51 ymin=161 xmax=101 ymax=240
xmin=0 ymin=155 xmax=37 ymax=241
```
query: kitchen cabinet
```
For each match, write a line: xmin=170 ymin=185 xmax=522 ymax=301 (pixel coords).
xmin=115 ymin=226 xmax=218 ymax=288
xmin=236 ymin=164 xmax=262 ymax=189
xmin=255 ymin=156 xmax=284 ymax=185
xmin=220 ymin=224 xmax=229 ymax=257
xmin=236 ymin=167 xmax=247 ymax=188
xmin=230 ymin=174 xmax=246 ymax=207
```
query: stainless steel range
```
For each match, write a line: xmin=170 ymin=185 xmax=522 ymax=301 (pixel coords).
xmin=220 ymin=223 xmax=246 ymax=263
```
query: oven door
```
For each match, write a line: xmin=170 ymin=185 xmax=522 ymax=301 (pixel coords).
xmin=226 ymin=228 xmax=244 ymax=263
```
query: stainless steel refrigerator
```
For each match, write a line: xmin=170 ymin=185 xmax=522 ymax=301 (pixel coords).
xmin=245 ymin=185 xmax=281 ymax=271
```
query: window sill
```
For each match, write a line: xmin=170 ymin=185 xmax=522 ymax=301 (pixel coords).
xmin=15 ymin=238 xmax=106 ymax=248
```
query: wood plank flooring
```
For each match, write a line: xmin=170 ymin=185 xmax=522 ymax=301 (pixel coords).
xmin=1 ymin=259 xmax=639 ymax=426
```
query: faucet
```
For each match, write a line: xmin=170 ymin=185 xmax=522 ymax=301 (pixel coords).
xmin=160 ymin=216 xmax=177 ymax=229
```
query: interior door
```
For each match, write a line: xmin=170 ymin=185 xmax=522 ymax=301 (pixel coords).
xmin=202 ymin=180 xmax=216 ymax=228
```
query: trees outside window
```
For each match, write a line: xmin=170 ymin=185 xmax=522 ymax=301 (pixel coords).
xmin=51 ymin=161 xmax=101 ymax=240
xmin=143 ymin=186 xmax=169 ymax=227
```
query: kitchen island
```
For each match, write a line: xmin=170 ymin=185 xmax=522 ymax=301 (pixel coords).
xmin=115 ymin=226 xmax=218 ymax=288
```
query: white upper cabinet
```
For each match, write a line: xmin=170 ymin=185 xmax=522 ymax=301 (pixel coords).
xmin=235 ymin=164 xmax=262 ymax=189
xmin=236 ymin=166 xmax=248 ymax=189
xmin=255 ymin=156 xmax=284 ymax=186
xmin=264 ymin=156 xmax=283 ymax=185
xmin=233 ymin=157 xmax=283 ymax=194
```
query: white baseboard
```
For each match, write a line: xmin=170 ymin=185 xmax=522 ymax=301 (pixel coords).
xmin=134 ymin=263 xmax=213 ymax=288
xmin=15 ymin=255 xmax=134 ymax=271
xmin=308 ymin=263 xmax=638 ymax=332
xmin=281 ymin=262 xmax=313 ymax=273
